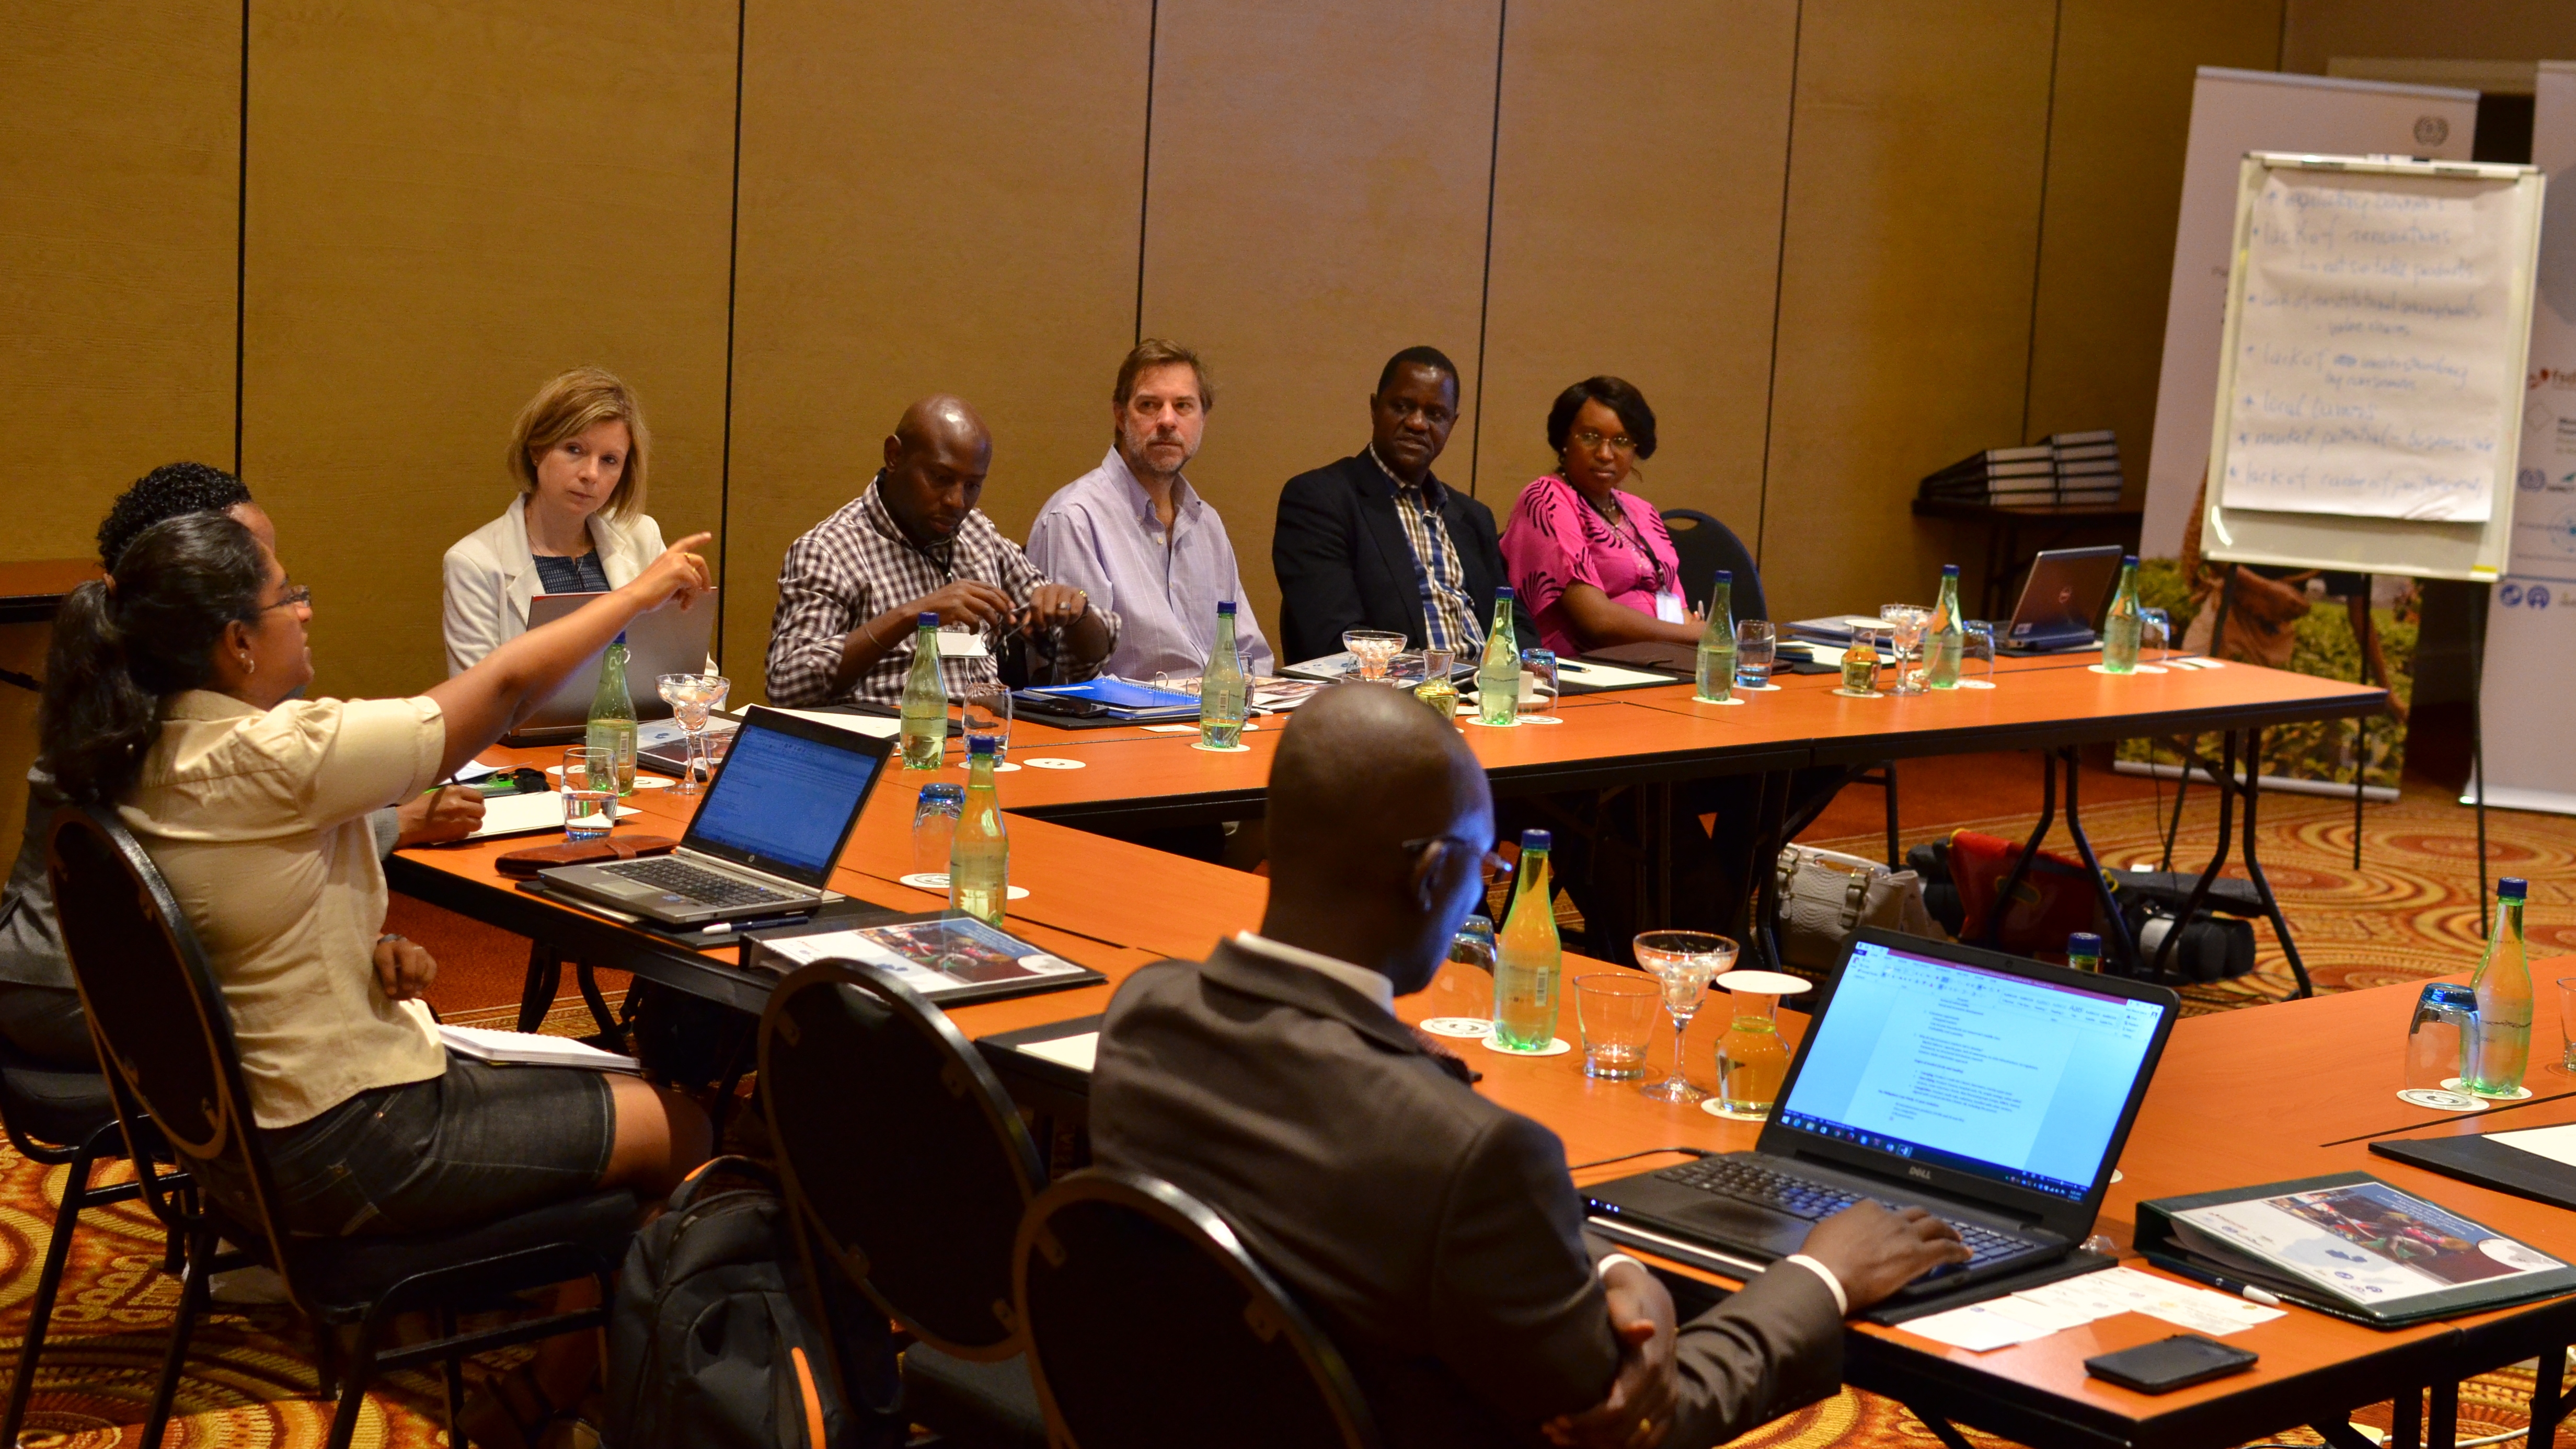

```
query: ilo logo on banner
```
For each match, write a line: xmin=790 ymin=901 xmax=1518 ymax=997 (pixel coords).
xmin=2498 ymin=582 xmax=2552 ymax=609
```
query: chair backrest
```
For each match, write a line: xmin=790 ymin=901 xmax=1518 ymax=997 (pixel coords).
xmin=1015 ymin=1168 xmax=1379 ymax=1449
xmin=757 ymin=960 xmax=1046 ymax=1361
xmin=1661 ymin=509 xmax=1768 ymax=621
xmin=44 ymin=806 xmax=296 ymax=1275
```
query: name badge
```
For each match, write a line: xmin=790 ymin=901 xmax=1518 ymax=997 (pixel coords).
xmin=1654 ymin=590 xmax=1688 ymax=624
xmin=936 ymin=629 xmax=990 ymax=659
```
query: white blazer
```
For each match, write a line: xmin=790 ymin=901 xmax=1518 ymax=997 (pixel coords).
xmin=441 ymin=495 xmax=669 ymax=675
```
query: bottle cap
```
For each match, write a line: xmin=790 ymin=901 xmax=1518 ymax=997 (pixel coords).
xmin=1520 ymin=827 xmax=1551 ymax=852
xmin=1714 ymin=569 xmax=1732 ymax=585
xmin=1942 ymin=564 xmax=1960 ymax=577
xmin=2067 ymin=932 xmax=2101 ymax=955
xmin=1495 ymin=585 xmax=1514 ymax=601
xmin=2122 ymin=554 xmax=2139 ymax=567
xmin=613 ymin=631 xmax=628 ymax=647
xmin=1218 ymin=600 xmax=1236 ymax=615
xmin=968 ymin=734 xmax=997 ymax=756
xmin=918 ymin=612 xmax=939 ymax=627
xmin=2500 ymin=877 xmax=2528 ymax=899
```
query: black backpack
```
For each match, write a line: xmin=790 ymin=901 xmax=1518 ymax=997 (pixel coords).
xmin=605 ymin=1156 xmax=903 ymax=1449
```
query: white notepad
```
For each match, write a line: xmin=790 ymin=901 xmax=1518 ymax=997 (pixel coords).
xmin=1017 ymin=1033 xmax=1098 ymax=1073
xmin=438 ymin=1024 xmax=641 ymax=1074
xmin=465 ymin=790 xmax=624 ymax=840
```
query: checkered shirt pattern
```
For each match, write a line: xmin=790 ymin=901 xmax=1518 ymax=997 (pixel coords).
xmin=1370 ymin=446 xmax=1484 ymax=654
xmin=764 ymin=475 xmax=1119 ymax=707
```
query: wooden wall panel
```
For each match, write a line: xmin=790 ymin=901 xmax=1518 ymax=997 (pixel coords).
xmin=1138 ymin=0 xmax=1504 ymax=646
xmin=241 ymin=0 xmax=739 ymax=703
xmin=1477 ymin=0 xmax=1798 ymax=559
xmin=2022 ymin=1 xmax=2287 ymax=497
xmin=1759 ymin=0 xmax=2058 ymax=623
xmin=1 ymin=1 xmax=239 ymax=561
xmin=724 ymin=1 xmax=1151 ymax=706
xmin=2283 ymin=1 xmax=2576 ymax=73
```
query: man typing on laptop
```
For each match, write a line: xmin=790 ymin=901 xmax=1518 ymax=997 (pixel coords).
xmin=1091 ymin=684 xmax=1966 ymax=1449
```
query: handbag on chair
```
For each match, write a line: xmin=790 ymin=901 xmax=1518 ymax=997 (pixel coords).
xmin=1771 ymin=844 xmax=1942 ymax=972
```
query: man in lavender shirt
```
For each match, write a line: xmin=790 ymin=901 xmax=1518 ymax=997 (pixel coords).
xmin=1027 ymin=340 xmax=1274 ymax=682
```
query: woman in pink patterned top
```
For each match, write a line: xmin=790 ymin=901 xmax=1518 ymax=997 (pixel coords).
xmin=1498 ymin=376 xmax=1705 ymax=657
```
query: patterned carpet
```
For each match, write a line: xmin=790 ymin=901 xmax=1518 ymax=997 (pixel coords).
xmin=10 ymin=778 xmax=2576 ymax=1446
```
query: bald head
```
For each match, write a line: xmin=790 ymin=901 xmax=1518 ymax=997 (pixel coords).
xmin=880 ymin=394 xmax=993 ymax=543
xmin=1263 ymin=682 xmax=1494 ymax=992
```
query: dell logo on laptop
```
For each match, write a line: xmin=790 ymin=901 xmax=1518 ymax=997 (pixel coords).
xmin=1908 ymin=1166 xmax=1933 ymax=1180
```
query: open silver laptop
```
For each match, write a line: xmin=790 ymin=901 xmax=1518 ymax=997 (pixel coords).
xmin=542 ymin=706 xmax=890 ymax=926
xmin=501 ymin=588 xmax=719 ymax=744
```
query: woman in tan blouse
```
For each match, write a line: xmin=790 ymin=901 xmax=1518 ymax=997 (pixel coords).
xmin=39 ymin=508 xmax=716 ymax=1443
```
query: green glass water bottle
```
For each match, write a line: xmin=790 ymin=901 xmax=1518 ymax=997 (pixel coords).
xmin=2465 ymin=878 xmax=2534 ymax=1098
xmin=1476 ymin=587 xmax=1521 ymax=727
xmin=899 ymin=613 xmax=947 ymax=770
xmin=1201 ymin=602 xmax=1248 ymax=749
xmin=1696 ymin=570 xmax=1738 ymax=704
xmin=948 ymin=735 xmax=1009 ymax=927
xmin=586 ymin=632 xmax=638 ymax=795
xmin=1491 ymin=829 xmax=1561 ymax=1052
xmin=1926 ymin=565 xmax=1965 ymax=689
xmin=2101 ymin=554 xmax=2143 ymax=674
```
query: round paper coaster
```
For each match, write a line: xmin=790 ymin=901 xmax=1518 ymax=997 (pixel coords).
xmin=947 ymin=760 xmax=1021 ymax=772
xmin=1956 ymin=680 xmax=1997 ymax=689
xmin=2087 ymin=664 xmax=2163 ymax=676
xmin=1479 ymin=1034 xmax=1572 ymax=1057
xmin=1459 ymin=716 xmax=1521 ymax=730
xmin=1735 ymin=683 xmax=1782 ymax=692
xmin=1418 ymin=1017 xmax=1493 ymax=1039
xmin=1700 ymin=1100 xmax=1770 ymax=1122
xmin=1515 ymin=714 xmax=1565 ymax=724
xmin=1831 ymin=688 xmax=1881 ymax=699
xmin=894 ymin=872 xmax=1032 ymax=900
xmin=1190 ymin=741 xmax=1253 ymax=753
xmin=2443 ymin=1078 xmax=2532 ymax=1101
xmin=1694 ymin=695 xmax=1749 ymax=707
xmin=2399 ymin=1087 xmax=2488 ymax=1112
xmin=1020 ymin=757 xmax=1086 ymax=770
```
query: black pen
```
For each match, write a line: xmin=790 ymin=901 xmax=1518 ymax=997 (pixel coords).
xmin=702 ymin=914 xmax=815 ymax=935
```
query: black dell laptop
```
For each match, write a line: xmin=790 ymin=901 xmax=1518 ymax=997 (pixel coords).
xmin=1999 ymin=545 xmax=2125 ymax=653
xmin=1585 ymin=928 xmax=2179 ymax=1301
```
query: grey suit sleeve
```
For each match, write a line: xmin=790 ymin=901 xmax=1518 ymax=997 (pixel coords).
xmin=370 ymin=806 xmax=401 ymax=858
xmin=1663 ymin=1262 xmax=1846 ymax=1448
xmin=1424 ymin=1112 xmax=1625 ymax=1425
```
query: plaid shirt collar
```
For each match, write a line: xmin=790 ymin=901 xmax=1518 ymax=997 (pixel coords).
xmin=1366 ymin=444 xmax=1447 ymax=509
xmin=858 ymin=471 xmax=956 ymax=569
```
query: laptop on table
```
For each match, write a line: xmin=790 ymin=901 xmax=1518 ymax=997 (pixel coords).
xmin=542 ymin=705 xmax=890 ymax=927
xmin=1584 ymin=928 xmax=2179 ymax=1302
xmin=502 ymin=588 xmax=719 ymax=745
xmin=1998 ymin=546 xmax=2122 ymax=654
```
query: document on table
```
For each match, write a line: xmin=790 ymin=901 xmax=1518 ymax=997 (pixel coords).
xmin=1555 ymin=660 xmax=1676 ymax=689
xmin=2487 ymin=1121 xmax=2576 ymax=1169
xmin=1902 ymin=1266 xmax=2284 ymax=1352
xmin=763 ymin=707 xmax=902 ymax=739
xmin=1017 ymin=1033 xmax=1097 ymax=1073
xmin=466 ymin=789 xmax=623 ymax=840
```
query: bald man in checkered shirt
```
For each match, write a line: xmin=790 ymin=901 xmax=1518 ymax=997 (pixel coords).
xmin=765 ymin=396 xmax=1119 ymax=708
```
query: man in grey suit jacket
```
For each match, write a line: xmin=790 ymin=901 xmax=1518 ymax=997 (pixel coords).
xmin=1091 ymin=684 xmax=1966 ymax=1448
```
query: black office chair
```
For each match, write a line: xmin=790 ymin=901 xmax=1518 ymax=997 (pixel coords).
xmin=758 ymin=961 xmax=1049 ymax=1449
xmin=47 ymin=805 xmax=636 ymax=1449
xmin=1663 ymin=508 xmax=1900 ymax=867
xmin=1014 ymin=1168 xmax=1380 ymax=1449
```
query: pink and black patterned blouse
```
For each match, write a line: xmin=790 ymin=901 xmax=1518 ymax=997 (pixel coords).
xmin=1498 ymin=474 xmax=1685 ymax=657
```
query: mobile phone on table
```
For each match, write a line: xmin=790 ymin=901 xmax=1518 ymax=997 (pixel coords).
xmin=2083 ymin=1335 xmax=2257 ymax=1394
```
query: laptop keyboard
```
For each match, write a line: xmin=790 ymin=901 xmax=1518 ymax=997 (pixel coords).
xmin=1655 ymin=1157 xmax=2030 ymax=1267
xmin=603 ymin=858 xmax=790 ymax=908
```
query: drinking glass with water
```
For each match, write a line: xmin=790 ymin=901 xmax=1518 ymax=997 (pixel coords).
xmin=560 ymin=745 xmax=617 ymax=842
xmin=1734 ymin=620 xmax=1776 ymax=688
xmin=913 ymin=783 xmax=966 ymax=878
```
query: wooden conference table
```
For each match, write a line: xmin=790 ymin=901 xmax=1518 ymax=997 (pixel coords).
xmin=387 ymin=654 xmax=2458 ymax=1449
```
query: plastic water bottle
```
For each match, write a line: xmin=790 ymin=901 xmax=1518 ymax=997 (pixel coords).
xmin=2465 ymin=878 xmax=2533 ymax=1098
xmin=899 ymin=613 xmax=946 ymax=770
xmin=1476 ymin=588 xmax=1521 ymax=726
xmin=1926 ymin=565 xmax=1965 ymax=688
xmin=2101 ymin=555 xmax=2143 ymax=674
xmin=949 ymin=735 xmax=1009 ymax=927
xmin=2066 ymin=931 xmax=2102 ymax=973
xmin=1696 ymin=570 xmax=1737 ymax=704
xmin=586 ymin=632 xmax=637 ymax=795
xmin=1491 ymin=830 xmax=1561 ymax=1051
xmin=1200 ymin=602 xmax=1248 ymax=749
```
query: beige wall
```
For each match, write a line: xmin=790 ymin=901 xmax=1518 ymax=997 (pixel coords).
xmin=9 ymin=0 xmax=2564 ymax=733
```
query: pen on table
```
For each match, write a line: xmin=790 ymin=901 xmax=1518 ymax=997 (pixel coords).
xmin=2148 ymin=1258 xmax=2283 ymax=1306
xmin=703 ymin=914 xmax=815 ymax=935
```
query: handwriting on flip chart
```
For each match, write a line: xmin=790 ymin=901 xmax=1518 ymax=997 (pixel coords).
xmin=2220 ymin=172 xmax=2518 ymax=522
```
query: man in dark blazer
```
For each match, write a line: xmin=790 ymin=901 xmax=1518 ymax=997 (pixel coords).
xmin=1091 ymin=684 xmax=1965 ymax=1449
xmin=1273 ymin=346 xmax=1538 ymax=665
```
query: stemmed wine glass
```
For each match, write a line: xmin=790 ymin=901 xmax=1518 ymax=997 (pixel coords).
xmin=656 ymin=673 xmax=731 ymax=795
xmin=1879 ymin=604 xmax=1931 ymax=695
xmin=1632 ymin=930 xmax=1740 ymax=1104
xmin=1342 ymin=629 xmax=1406 ymax=682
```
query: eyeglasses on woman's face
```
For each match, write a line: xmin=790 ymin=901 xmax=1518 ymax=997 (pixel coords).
xmin=259 ymin=583 xmax=313 ymax=614
xmin=1570 ymin=428 xmax=1638 ymax=455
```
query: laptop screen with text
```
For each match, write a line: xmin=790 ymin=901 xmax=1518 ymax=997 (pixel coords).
xmin=685 ymin=720 xmax=881 ymax=883
xmin=1775 ymin=939 xmax=2163 ymax=1202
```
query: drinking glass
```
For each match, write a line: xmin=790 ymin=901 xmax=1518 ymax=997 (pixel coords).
xmin=1714 ymin=970 xmax=1809 ymax=1115
xmin=1520 ymin=649 xmax=1559 ymax=718
xmin=1880 ymin=604 xmax=1930 ymax=695
xmin=2406 ymin=982 xmax=2479 ymax=1091
xmin=2139 ymin=607 xmax=2172 ymax=673
xmin=1837 ymin=629 xmax=1887 ymax=697
xmin=913 ymin=783 xmax=965 ymax=877
xmin=654 ymin=672 xmax=730 ymax=794
xmin=559 ymin=746 xmax=617 ymax=842
xmin=2559 ymin=976 xmax=2576 ymax=1073
xmin=1633 ymin=931 xmax=1738 ymax=1103
xmin=1448 ymin=915 xmax=1498 ymax=973
xmin=1734 ymin=620 xmax=1777 ymax=689
xmin=1414 ymin=647 xmax=1460 ymax=718
xmin=1385 ymin=651 xmax=1430 ymax=691
xmin=1342 ymin=629 xmax=1406 ymax=682
xmin=1576 ymin=974 xmax=1662 ymax=1080
xmin=1959 ymin=622 xmax=1998 ymax=689
xmin=962 ymin=681 xmax=1014 ymax=759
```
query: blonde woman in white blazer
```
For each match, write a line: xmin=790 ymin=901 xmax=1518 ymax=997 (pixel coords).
xmin=443 ymin=368 xmax=673 ymax=675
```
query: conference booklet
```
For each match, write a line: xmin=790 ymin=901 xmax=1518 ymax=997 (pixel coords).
xmin=745 ymin=914 xmax=1105 ymax=1009
xmin=2136 ymin=1171 xmax=2576 ymax=1327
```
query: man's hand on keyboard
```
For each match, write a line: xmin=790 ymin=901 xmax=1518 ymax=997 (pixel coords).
xmin=1800 ymin=1202 xmax=1971 ymax=1312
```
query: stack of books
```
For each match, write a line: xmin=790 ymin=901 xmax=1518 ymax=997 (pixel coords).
xmin=1917 ymin=431 xmax=2124 ymax=507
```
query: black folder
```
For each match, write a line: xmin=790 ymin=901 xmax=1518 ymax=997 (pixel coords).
xmin=2371 ymin=1133 xmax=2576 ymax=1214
